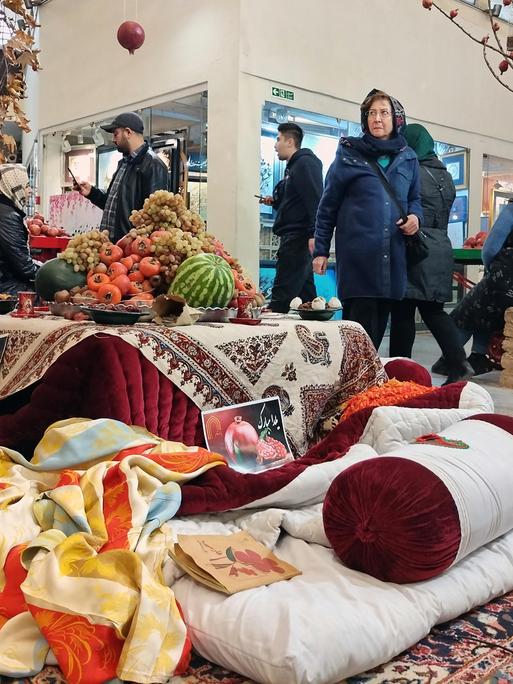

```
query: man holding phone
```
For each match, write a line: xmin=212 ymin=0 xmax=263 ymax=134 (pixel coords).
xmin=76 ymin=112 xmax=168 ymax=242
xmin=260 ymin=123 xmax=323 ymax=313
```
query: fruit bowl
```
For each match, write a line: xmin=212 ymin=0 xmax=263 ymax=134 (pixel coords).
xmin=0 ymin=298 xmax=17 ymax=314
xmin=291 ymin=308 xmax=340 ymax=321
xmin=81 ymin=306 xmax=143 ymax=325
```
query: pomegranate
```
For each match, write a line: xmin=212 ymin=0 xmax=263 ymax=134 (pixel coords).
xmin=117 ymin=21 xmax=145 ymax=55
xmin=224 ymin=416 xmax=259 ymax=463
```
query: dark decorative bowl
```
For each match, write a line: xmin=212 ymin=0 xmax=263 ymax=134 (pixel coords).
xmin=291 ymin=308 xmax=339 ymax=321
xmin=0 ymin=298 xmax=17 ymax=314
xmin=81 ymin=307 xmax=143 ymax=325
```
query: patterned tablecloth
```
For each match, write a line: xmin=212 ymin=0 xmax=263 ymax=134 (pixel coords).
xmin=0 ymin=315 xmax=386 ymax=454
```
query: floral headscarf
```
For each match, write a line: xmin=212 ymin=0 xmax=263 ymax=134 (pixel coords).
xmin=0 ymin=164 xmax=29 ymax=212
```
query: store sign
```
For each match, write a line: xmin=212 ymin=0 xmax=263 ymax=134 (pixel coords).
xmin=271 ymin=86 xmax=294 ymax=101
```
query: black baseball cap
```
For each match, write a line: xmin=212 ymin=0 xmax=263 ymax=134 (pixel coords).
xmin=101 ymin=112 xmax=144 ymax=134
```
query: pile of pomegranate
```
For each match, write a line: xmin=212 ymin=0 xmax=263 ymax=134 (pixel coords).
xmin=27 ymin=212 xmax=68 ymax=238
xmin=463 ymin=231 xmax=488 ymax=249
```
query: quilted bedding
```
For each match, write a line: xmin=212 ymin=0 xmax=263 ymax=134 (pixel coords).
xmin=0 ymin=378 xmax=506 ymax=684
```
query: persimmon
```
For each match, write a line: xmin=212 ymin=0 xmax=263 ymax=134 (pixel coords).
xmin=139 ymin=256 xmax=160 ymax=278
xmin=130 ymin=254 xmax=141 ymax=263
xmin=129 ymin=292 xmax=154 ymax=303
xmin=107 ymin=262 xmax=128 ymax=279
xmin=131 ymin=237 xmax=152 ymax=257
xmin=120 ymin=256 xmax=134 ymax=270
xmin=110 ymin=274 xmax=131 ymax=296
xmin=87 ymin=272 xmax=110 ymax=291
xmin=99 ymin=244 xmax=124 ymax=265
xmin=128 ymin=269 xmax=144 ymax=283
xmin=232 ymin=269 xmax=256 ymax=297
xmin=141 ymin=279 xmax=153 ymax=292
xmin=128 ymin=281 xmax=145 ymax=295
xmin=96 ymin=283 xmax=122 ymax=305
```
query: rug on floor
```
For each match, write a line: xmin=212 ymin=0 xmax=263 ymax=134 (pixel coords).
xmin=2 ymin=591 xmax=513 ymax=684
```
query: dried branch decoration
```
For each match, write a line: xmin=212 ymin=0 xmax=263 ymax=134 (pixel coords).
xmin=0 ymin=0 xmax=41 ymax=161
xmin=421 ymin=0 xmax=513 ymax=93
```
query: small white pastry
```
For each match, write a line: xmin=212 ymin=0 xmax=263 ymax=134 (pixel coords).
xmin=328 ymin=296 xmax=342 ymax=309
xmin=311 ymin=296 xmax=326 ymax=310
xmin=290 ymin=297 xmax=302 ymax=309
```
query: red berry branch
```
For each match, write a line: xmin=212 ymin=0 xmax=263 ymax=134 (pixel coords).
xmin=421 ymin=0 xmax=513 ymax=92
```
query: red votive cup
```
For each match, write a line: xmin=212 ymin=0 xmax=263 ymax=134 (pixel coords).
xmin=17 ymin=291 xmax=36 ymax=316
xmin=237 ymin=293 xmax=253 ymax=319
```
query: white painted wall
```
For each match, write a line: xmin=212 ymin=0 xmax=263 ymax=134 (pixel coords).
xmin=29 ymin=0 xmax=513 ymax=278
xmin=35 ymin=0 xmax=243 ymax=258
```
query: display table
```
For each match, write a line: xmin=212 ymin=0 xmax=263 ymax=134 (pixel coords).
xmin=0 ymin=315 xmax=385 ymax=456
xmin=29 ymin=235 xmax=70 ymax=263
xmin=453 ymin=248 xmax=482 ymax=265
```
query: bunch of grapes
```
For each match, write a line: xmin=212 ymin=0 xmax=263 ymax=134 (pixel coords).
xmin=150 ymin=229 xmax=217 ymax=283
xmin=129 ymin=190 xmax=205 ymax=235
xmin=59 ymin=229 xmax=111 ymax=272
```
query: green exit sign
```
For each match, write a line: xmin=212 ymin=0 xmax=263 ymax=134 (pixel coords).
xmin=272 ymin=86 xmax=294 ymax=101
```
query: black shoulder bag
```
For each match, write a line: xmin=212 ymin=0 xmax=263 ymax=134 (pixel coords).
xmin=366 ymin=158 xmax=429 ymax=266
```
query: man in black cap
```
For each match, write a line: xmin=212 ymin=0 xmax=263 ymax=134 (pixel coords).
xmin=77 ymin=111 xmax=168 ymax=242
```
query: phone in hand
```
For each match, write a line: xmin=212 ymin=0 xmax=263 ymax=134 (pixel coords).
xmin=68 ymin=167 xmax=80 ymax=189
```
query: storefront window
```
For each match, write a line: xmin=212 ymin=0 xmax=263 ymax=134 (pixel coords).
xmin=41 ymin=90 xmax=208 ymax=233
xmin=260 ymin=102 xmax=469 ymax=264
xmin=432 ymin=140 xmax=470 ymax=248
xmin=482 ymin=154 xmax=513 ymax=230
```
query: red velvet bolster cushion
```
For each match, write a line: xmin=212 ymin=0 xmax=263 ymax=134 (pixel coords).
xmin=383 ymin=359 xmax=432 ymax=387
xmin=323 ymin=456 xmax=461 ymax=583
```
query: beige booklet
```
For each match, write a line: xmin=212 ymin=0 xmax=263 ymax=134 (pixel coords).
xmin=170 ymin=530 xmax=301 ymax=594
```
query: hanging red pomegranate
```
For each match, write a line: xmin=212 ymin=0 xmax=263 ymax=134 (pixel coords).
xmin=117 ymin=21 xmax=145 ymax=55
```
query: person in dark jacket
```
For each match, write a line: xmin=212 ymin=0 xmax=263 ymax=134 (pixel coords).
xmin=432 ymin=200 xmax=513 ymax=377
xmin=313 ymin=89 xmax=423 ymax=349
xmin=389 ymin=124 xmax=473 ymax=385
xmin=0 ymin=164 xmax=38 ymax=295
xmin=260 ymin=123 xmax=323 ymax=313
xmin=78 ymin=112 xmax=168 ymax=243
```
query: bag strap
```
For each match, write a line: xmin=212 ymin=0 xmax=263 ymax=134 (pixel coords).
xmin=422 ymin=165 xmax=448 ymax=212
xmin=365 ymin=158 xmax=409 ymax=224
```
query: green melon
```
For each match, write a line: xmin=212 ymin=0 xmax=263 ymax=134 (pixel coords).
xmin=35 ymin=258 xmax=87 ymax=301
xmin=169 ymin=253 xmax=235 ymax=308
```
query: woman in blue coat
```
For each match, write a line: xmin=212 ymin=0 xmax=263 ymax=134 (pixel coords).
xmin=313 ymin=89 xmax=423 ymax=349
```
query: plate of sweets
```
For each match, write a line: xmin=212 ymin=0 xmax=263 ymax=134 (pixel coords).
xmin=80 ymin=302 xmax=145 ymax=325
xmin=290 ymin=296 xmax=342 ymax=321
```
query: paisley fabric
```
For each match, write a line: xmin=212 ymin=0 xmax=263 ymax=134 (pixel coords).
xmin=0 ymin=418 xmax=225 ymax=683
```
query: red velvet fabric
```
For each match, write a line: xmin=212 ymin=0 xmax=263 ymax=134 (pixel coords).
xmin=323 ymin=457 xmax=461 ymax=583
xmin=383 ymin=359 xmax=432 ymax=387
xmin=465 ymin=413 xmax=513 ymax=435
xmin=0 ymin=336 xmax=204 ymax=455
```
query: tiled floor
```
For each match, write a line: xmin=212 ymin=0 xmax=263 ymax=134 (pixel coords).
xmin=379 ymin=331 xmax=513 ymax=417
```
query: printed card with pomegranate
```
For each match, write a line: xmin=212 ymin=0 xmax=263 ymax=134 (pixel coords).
xmin=201 ymin=397 xmax=293 ymax=473
xmin=170 ymin=530 xmax=301 ymax=594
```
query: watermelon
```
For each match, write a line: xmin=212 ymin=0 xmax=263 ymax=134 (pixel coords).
xmin=35 ymin=258 xmax=86 ymax=301
xmin=169 ymin=253 xmax=235 ymax=307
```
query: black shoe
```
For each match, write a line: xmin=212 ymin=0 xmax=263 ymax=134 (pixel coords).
xmin=467 ymin=352 xmax=500 ymax=376
xmin=442 ymin=361 xmax=474 ymax=386
xmin=431 ymin=356 xmax=449 ymax=376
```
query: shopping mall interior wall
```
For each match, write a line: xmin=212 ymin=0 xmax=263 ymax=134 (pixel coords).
xmin=37 ymin=0 xmax=239 ymax=129
xmin=35 ymin=0 xmax=242 ymax=254
xmin=239 ymin=0 xmax=510 ymax=143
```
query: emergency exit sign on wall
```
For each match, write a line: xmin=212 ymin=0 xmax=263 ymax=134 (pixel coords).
xmin=272 ymin=87 xmax=294 ymax=101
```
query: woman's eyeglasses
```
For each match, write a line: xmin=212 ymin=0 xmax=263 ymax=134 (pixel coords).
xmin=367 ymin=109 xmax=392 ymax=119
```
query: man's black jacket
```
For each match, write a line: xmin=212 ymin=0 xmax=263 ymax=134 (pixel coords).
xmin=0 ymin=195 xmax=37 ymax=295
xmin=272 ymin=148 xmax=323 ymax=238
xmin=89 ymin=142 xmax=169 ymax=242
